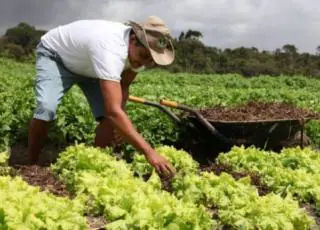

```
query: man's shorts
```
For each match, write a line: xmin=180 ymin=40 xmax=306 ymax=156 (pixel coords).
xmin=33 ymin=42 xmax=105 ymax=121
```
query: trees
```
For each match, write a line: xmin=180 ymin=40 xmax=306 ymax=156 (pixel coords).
xmin=169 ymin=33 xmax=319 ymax=77
xmin=0 ymin=22 xmax=46 ymax=60
xmin=178 ymin=30 xmax=203 ymax=41
xmin=316 ymin=46 xmax=320 ymax=56
xmin=0 ymin=23 xmax=319 ymax=77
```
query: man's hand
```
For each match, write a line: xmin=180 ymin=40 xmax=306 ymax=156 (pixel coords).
xmin=145 ymin=150 xmax=176 ymax=178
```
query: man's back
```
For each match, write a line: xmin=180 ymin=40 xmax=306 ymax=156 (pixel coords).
xmin=41 ymin=20 xmax=131 ymax=79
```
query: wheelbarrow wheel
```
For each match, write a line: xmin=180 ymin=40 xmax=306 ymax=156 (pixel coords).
xmin=276 ymin=131 xmax=312 ymax=151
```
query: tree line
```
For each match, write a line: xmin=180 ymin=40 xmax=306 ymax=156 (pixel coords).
xmin=1 ymin=22 xmax=320 ymax=78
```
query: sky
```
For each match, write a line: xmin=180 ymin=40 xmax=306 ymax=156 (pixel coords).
xmin=1 ymin=0 xmax=320 ymax=53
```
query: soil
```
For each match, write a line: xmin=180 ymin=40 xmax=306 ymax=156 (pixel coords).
xmin=302 ymin=203 xmax=320 ymax=230
xmin=138 ymin=172 xmax=174 ymax=193
xmin=198 ymin=101 xmax=320 ymax=121
xmin=7 ymin=140 xmax=70 ymax=196
xmin=85 ymin=216 xmax=107 ymax=230
xmin=207 ymin=205 xmax=232 ymax=230
xmin=8 ymin=140 xmax=66 ymax=167
xmin=159 ymin=174 xmax=174 ymax=193
xmin=13 ymin=165 xmax=71 ymax=197
xmin=201 ymin=162 xmax=272 ymax=196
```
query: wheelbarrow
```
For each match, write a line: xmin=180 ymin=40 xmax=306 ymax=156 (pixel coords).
xmin=128 ymin=96 xmax=312 ymax=159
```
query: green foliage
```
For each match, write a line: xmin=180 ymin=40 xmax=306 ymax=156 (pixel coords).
xmin=174 ymin=172 xmax=313 ymax=230
xmin=306 ymin=120 xmax=320 ymax=147
xmin=51 ymin=144 xmax=131 ymax=190
xmin=52 ymin=144 xmax=216 ymax=229
xmin=1 ymin=54 xmax=320 ymax=229
xmin=49 ymin=87 xmax=97 ymax=144
xmin=217 ymin=146 xmax=320 ymax=208
xmin=131 ymin=146 xmax=199 ymax=177
xmin=0 ymin=152 xmax=12 ymax=176
xmin=169 ymin=31 xmax=320 ymax=77
xmin=0 ymin=152 xmax=8 ymax=166
xmin=0 ymin=58 xmax=319 ymax=152
xmin=130 ymin=146 xmax=315 ymax=229
xmin=129 ymin=70 xmax=320 ymax=147
xmin=0 ymin=176 xmax=87 ymax=229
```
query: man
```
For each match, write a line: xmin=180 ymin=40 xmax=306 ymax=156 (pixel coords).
xmin=27 ymin=16 xmax=176 ymax=177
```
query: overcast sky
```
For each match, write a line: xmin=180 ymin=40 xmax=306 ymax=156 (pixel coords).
xmin=1 ymin=0 xmax=320 ymax=53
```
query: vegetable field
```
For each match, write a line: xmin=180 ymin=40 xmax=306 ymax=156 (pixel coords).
xmin=1 ymin=57 xmax=320 ymax=229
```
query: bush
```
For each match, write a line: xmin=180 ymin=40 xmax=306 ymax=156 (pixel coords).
xmin=6 ymin=43 xmax=25 ymax=61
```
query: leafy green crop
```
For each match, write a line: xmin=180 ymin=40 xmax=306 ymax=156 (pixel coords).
xmin=130 ymin=145 xmax=314 ymax=229
xmin=0 ymin=152 xmax=13 ymax=176
xmin=1 ymin=57 xmax=320 ymax=229
xmin=131 ymin=146 xmax=199 ymax=177
xmin=52 ymin=144 xmax=216 ymax=229
xmin=218 ymin=146 xmax=320 ymax=209
xmin=0 ymin=176 xmax=87 ymax=230
xmin=1 ymin=57 xmax=319 ymax=151
xmin=173 ymin=172 xmax=313 ymax=230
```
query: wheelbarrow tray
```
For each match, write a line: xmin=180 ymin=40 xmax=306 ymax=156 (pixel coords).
xmin=185 ymin=116 xmax=309 ymax=150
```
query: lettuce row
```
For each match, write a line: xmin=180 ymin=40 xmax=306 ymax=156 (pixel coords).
xmin=131 ymin=145 xmax=314 ymax=229
xmin=131 ymin=146 xmax=199 ymax=177
xmin=0 ymin=176 xmax=87 ymax=230
xmin=217 ymin=146 xmax=320 ymax=206
xmin=278 ymin=147 xmax=320 ymax=173
xmin=0 ymin=151 xmax=13 ymax=176
xmin=52 ymin=144 xmax=216 ymax=230
xmin=173 ymin=172 xmax=313 ymax=230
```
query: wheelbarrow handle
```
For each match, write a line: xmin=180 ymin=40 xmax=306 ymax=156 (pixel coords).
xmin=160 ymin=99 xmax=194 ymax=112
xmin=160 ymin=98 xmax=233 ymax=147
xmin=160 ymin=99 xmax=179 ymax=108
xmin=128 ymin=95 xmax=181 ymax=123
xmin=128 ymin=95 xmax=146 ymax=104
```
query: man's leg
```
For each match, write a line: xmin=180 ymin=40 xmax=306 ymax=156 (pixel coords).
xmin=95 ymin=117 xmax=119 ymax=148
xmin=27 ymin=119 xmax=49 ymax=164
xmin=78 ymin=79 xmax=124 ymax=148
xmin=27 ymin=44 xmax=74 ymax=164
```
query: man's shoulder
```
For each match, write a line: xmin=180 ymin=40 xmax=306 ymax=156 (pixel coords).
xmin=86 ymin=20 xmax=131 ymax=56
xmin=75 ymin=19 xmax=131 ymax=34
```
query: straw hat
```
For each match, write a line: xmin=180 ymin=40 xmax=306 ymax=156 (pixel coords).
xmin=127 ymin=16 xmax=175 ymax=66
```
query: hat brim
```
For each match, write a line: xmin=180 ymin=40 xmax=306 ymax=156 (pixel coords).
xmin=149 ymin=44 xmax=174 ymax=66
xmin=127 ymin=20 xmax=175 ymax=66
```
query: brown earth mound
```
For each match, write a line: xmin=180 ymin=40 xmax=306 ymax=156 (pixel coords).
xmin=199 ymin=101 xmax=320 ymax=121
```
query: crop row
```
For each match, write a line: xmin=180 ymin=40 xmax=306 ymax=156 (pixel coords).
xmin=1 ymin=58 xmax=319 ymax=152
xmin=217 ymin=146 xmax=320 ymax=210
xmin=1 ymin=143 xmax=319 ymax=229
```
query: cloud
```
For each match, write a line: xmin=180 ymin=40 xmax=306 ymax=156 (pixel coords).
xmin=0 ymin=0 xmax=319 ymax=53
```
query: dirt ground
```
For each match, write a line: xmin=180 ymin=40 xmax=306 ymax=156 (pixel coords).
xmin=8 ymin=140 xmax=65 ymax=167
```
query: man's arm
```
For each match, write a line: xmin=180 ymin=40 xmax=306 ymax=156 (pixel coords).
xmin=120 ymin=69 xmax=136 ymax=109
xmin=100 ymin=79 xmax=175 ymax=177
